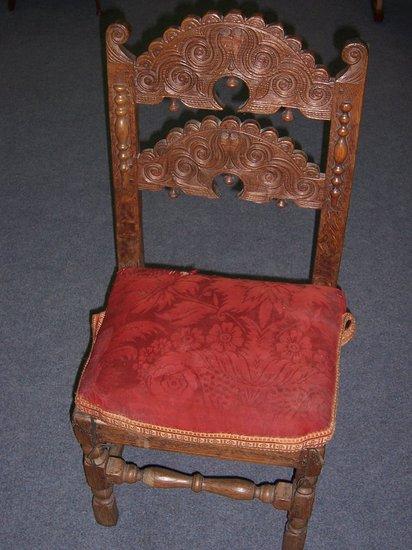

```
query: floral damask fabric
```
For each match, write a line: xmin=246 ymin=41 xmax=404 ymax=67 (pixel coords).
xmin=76 ymin=268 xmax=347 ymax=447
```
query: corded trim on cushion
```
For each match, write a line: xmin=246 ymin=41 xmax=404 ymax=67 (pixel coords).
xmin=75 ymin=307 xmax=352 ymax=452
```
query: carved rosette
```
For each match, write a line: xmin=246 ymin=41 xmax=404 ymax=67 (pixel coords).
xmin=133 ymin=12 xmax=334 ymax=119
xmin=136 ymin=116 xmax=325 ymax=208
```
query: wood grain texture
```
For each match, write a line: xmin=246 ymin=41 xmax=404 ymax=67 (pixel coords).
xmin=137 ymin=116 xmax=325 ymax=207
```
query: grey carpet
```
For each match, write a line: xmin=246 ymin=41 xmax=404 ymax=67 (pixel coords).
xmin=0 ymin=1 xmax=410 ymax=549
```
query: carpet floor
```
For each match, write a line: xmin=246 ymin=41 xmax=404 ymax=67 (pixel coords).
xmin=1 ymin=1 xmax=410 ymax=549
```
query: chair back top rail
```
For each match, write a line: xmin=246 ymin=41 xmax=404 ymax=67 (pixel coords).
xmin=105 ymin=12 xmax=368 ymax=286
xmin=108 ymin=11 xmax=340 ymax=119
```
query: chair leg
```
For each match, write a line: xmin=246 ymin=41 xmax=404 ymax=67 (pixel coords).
xmin=109 ymin=444 xmax=124 ymax=458
xmin=373 ymin=0 xmax=384 ymax=21
xmin=282 ymin=459 xmax=322 ymax=550
xmin=72 ymin=411 xmax=118 ymax=526
xmin=84 ymin=444 xmax=119 ymax=525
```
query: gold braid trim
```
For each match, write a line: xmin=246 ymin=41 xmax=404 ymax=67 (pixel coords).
xmin=75 ymin=309 xmax=352 ymax=452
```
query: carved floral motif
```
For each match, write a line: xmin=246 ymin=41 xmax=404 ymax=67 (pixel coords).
xmin=136 ymin=116 xmax=325 ymax=208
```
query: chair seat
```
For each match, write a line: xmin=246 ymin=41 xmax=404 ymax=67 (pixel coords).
xmin=76 ymin=267 xmax=349 ymax=451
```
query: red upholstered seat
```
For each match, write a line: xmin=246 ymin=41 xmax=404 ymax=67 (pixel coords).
xmin=76 ymin=268 xmax=349 ymax=451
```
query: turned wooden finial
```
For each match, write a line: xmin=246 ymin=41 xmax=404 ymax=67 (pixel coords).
xmin=224 ymin=174 xmax=236 ymax=186
xmin=169 ymin=98 xmax=180 ymax=112
xmin=330 ymin=101 xmax=352 ymax=207
xmin=226 ymin=76 xmax=239 ymax=88
xmin=282 ymin=108 xmax=294 ymax=122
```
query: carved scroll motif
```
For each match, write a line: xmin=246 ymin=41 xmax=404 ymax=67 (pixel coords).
xmin=132 ymin=12 xmax=334 ymax=119
xmin=338 ymin=42 xmax=369 ymax=85
xmin=136 ymin=116 xmax=325 ymax=208
xmin=107 ymin=23 xmax=134 ymax=65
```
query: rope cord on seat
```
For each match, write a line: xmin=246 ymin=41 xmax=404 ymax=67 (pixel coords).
xmin=91 ymin=311 xmax=105 ymax=338
xmin=341 ymin=312 xmax=356 ymax=345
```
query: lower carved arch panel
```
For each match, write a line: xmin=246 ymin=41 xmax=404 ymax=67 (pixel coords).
xmin=136 ymin=116 xmax=325 ymax=208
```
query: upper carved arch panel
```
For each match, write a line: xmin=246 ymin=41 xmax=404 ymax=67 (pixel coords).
xmin=131 ymin=11 xmax=335 ymax=119
xmin=136 ymin=116 xmax=325 ymax=208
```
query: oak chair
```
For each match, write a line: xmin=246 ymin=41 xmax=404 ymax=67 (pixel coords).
xmin=71 ymin=12 xmax=367 ymax=549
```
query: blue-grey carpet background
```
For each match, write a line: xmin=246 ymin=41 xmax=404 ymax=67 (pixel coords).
xmin=1 ymin=1 xmax=410 ymax=549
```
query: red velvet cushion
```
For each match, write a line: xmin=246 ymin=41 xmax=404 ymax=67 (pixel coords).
xmin=76 ymin=268 xmax=347 ymax=450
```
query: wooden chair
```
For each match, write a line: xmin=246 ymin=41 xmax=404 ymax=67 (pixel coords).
xmin=71 ymin=12 xmax=367 ymax=549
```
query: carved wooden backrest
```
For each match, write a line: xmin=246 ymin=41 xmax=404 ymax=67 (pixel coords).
xmin=106 ymin=12 xmax=368 ymax=286
xmin=137 ymin=116 xmax=325 ymax=207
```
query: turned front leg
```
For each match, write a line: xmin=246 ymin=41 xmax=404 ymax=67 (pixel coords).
xmin=282 ymin=449 xmax=324 ymax=550
xmin=282 ymin=475 xmax=318 ymax=550
xmin=84 ymin=444 xmax=119 ymax=526
xmin=72 ymin=410 xmax=118 ymax=526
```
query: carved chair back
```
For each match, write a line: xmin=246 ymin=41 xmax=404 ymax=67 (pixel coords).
xmin=106 ymin=12 xmax=368 ymax=286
